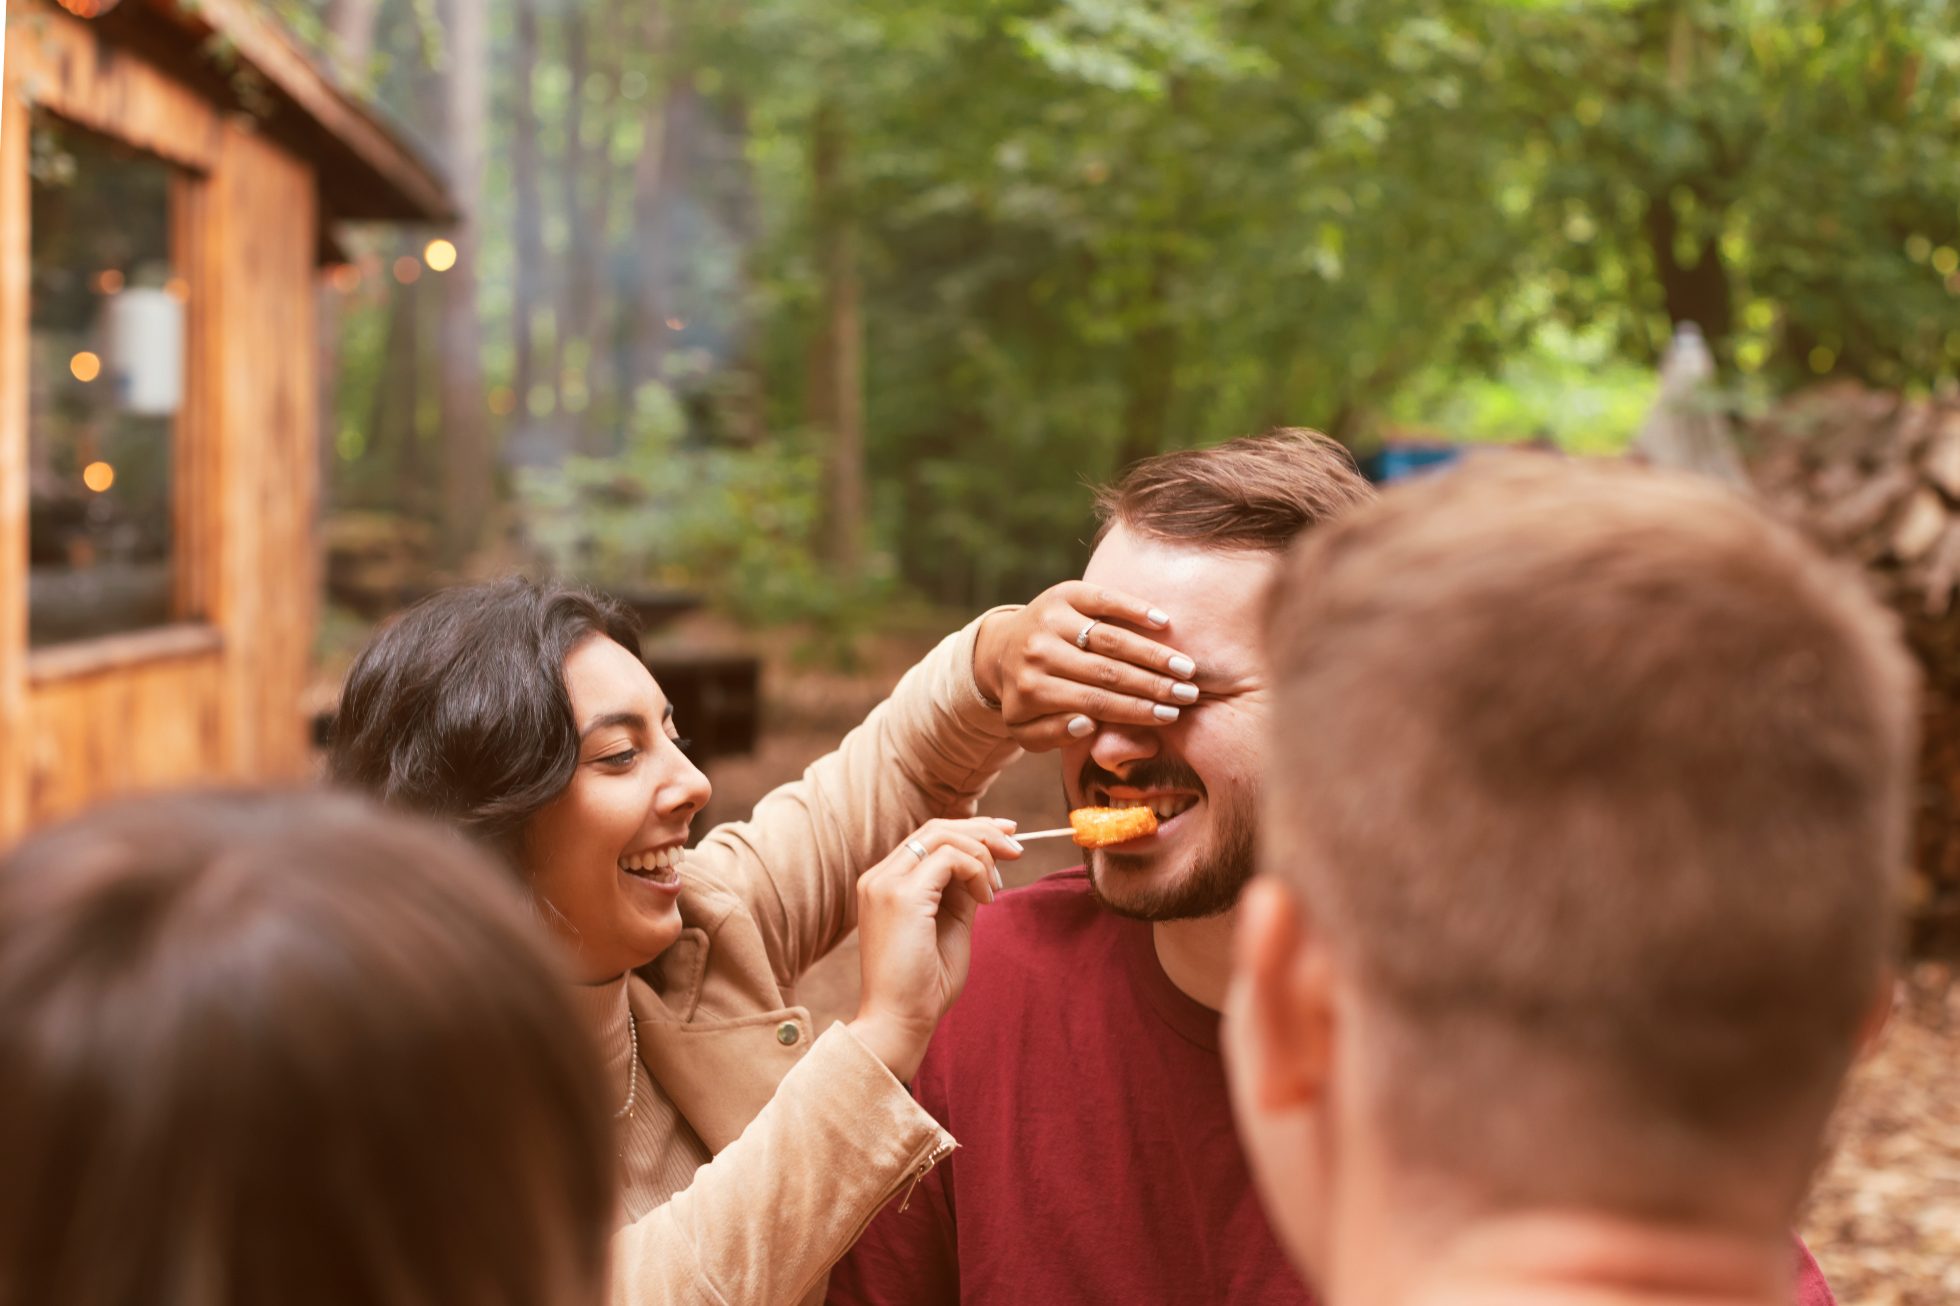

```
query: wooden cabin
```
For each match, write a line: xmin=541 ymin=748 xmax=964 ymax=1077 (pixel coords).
xmin=0 ymin=0 xmax=452 ymax=837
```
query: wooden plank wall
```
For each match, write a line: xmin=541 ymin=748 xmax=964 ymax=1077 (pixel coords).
xmin=0 ymin=35 xmax=30 ymax=838
xmin=25 ymin=656 xmax=227 ymax=819
xmin=1 ymin=3 xmax=320 ymax=837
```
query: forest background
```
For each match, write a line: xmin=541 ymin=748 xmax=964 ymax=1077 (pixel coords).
xmin=275 ymin=0 xmax=1960 ymax=637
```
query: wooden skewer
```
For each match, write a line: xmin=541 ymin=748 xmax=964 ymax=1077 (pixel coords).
xmin=1014 ymin=827 xmax=1077 ymax=841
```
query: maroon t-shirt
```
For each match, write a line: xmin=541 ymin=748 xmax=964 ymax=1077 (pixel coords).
xmin=827 ymin=869 xmax=1839 ymax=1306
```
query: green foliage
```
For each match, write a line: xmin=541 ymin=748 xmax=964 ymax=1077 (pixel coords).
xmin=310 ymin=0 xmax=1960 ymax=617
xmin=1388 ymin=324 xmax=1659 ymax=456
xmin=515 ymin=384 xmax=890 ymax=631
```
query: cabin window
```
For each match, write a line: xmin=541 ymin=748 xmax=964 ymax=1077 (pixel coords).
xmin=26 ymin=115 xmax=194 ymax=647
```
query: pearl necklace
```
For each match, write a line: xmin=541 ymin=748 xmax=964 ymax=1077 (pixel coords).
xmin=615 ymin=1008 xmax=639 ymax=1120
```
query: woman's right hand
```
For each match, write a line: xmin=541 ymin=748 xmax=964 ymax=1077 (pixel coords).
xmin=847 ymin=817 xmax=1023 ymax=1083
xmin=973 ymin=582 xmax=1199 ymax=752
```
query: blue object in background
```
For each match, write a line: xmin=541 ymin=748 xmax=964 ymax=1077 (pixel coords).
xmin=1361 ymin=442 xmax=1466 ymax=484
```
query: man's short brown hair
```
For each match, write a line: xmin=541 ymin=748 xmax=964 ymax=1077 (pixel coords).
xmin=1094 ymin=429 xmax=1377 ymax=551
xmin=1263 ymin=455 xmax=1915 ymax=1220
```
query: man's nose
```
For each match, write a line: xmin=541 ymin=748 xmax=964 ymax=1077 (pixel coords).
xmin=1089 ymin=722 xmax=1161 ymax=774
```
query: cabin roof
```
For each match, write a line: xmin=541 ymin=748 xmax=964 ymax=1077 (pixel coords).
xmin=91 ymin=0 xmax=455 ymax=227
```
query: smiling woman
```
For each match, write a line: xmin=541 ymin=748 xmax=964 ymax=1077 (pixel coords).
xmin=521 ymin=632 xmax=709 ymax=981
xmin=326 ymin=575 xmax=1126 ymax=1302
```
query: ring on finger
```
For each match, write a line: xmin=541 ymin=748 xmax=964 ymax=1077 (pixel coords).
xmin=1075 ymin=619 xmax=1100 ymax=650
xmin=905 ymin=839 xmax=930 ymax=861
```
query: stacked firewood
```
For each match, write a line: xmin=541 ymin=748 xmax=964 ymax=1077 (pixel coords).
xmin=1747 ymin=382 xmax=1960 ymax=951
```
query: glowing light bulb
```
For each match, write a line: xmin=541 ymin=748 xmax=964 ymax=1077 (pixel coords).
xmin=83 ymin=461 xmax=115 ymax=492
xmin=70 ymin=351 xmax=102 ymax=383
xmin=424 ymin=238 xmax=458 ymax=273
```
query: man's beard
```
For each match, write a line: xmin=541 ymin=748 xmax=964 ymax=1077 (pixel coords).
xmin=1074 ymin=760 xmax=1256 ymax=922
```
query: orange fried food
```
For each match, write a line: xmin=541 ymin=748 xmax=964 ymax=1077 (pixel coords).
xmin=1068 ymin=806 xmax=1159 ymax=848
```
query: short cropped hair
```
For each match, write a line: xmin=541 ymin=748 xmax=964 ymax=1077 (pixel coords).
xmin=1263 ymin=456 xmax=1915 ymax=1218
xmin=0 ymin=789 xmax=615 ymax=1306
xmin=329 ymin=577 xmax=641 ymax=865
xmin=1094 ymin=429 xmax=1376 ymax=552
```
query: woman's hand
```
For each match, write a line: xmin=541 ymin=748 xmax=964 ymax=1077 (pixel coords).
xmin=973 ymin=582 xmax=1199 ymax=751
xmin=848 ymin=817 xmax=1022 ymax=1083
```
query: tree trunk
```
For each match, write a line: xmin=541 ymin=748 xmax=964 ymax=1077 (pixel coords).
xmin=437 ymin=0 xmax=492 ymax=565
xmin=717 ymin=94 xmax=766 ymax=446
xmin=554 ymin=5 xmax=592 ymax=453
xmin=576 ymin=4 xmax=625 ymax=452
xmin=315 ymin=0 xmax=382 ymax=517
xmin=367 ymin=253 xmax=423 ymax=515
xmin=1116 ymin=269 xmax=1177 ymax=471
xmin=806 ymin=99 xmax=864 ymax=576
xmin=322 ymin=0 xmax=380 ymax=85
xmin=1642 ymin=190 xmax=1734 ymax=357
xmin=1114 ymin=78 xmax=1189 ymax=471
xmin=629 ymin=77 xmax=703 ymax=400
xmin=619 ymin=4 xmax=691 ymax=439
xmin=509 ymin=0 xmax=545 ymax=409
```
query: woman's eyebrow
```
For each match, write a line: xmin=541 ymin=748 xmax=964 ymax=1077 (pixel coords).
xmin=579 ymin=711 xmax=648 ymax=741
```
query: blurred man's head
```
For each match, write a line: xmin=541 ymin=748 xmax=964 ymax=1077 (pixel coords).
xmin=1226 ymin=457 xmax=1912 ymax=1294
xmin=1065 ymin=430 xmax=1376 ymax=921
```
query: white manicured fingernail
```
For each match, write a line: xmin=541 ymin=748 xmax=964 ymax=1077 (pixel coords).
xmin=1067 ymin=715 xmax=1094 ymax=737
xmin=1172 ymin=682 xmax=1199 ymax=703
xmin=1169 ymin=655 xmax=1196 ymax=678
xmin=993 ymin=867 xmax=1004 ymax=890
xmin=1153 ymin=704 xmax=1180 ymax=722
xmin=1147 ymin=608 xmax=1170 ymax=627
xmin=1007 ymin=838 xmax=1024 ymax=854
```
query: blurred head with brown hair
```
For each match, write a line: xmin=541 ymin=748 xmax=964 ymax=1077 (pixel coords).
xmin=0 ymin=789 xmax=617 ymax=1306
xmin=1226 ymin=456 xmax=1912 ymax=1304
xmin=1068 ymin=429 xmax=1376 ymax=922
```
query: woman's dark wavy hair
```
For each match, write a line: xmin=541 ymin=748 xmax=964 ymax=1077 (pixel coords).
xmin=328 ymin=577 xmax=641 ymax=866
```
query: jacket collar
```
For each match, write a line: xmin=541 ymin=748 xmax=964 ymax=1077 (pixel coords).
xmin=628 ymin=876 xmax=810 ymax=1153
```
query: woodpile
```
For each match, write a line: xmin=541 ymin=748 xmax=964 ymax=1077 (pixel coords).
xmin=1747 ymin=382 xmax=1960 ymax=953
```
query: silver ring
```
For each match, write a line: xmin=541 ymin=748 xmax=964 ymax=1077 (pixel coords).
xmin=905 ymin=839 xmax=929 ymax=861
xmin=1075 ymin=619 xmax=1100 ymax=650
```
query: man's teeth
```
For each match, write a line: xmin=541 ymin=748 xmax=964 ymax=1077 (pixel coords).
xmin=619 ymin=847 xmax=681 ymax=874
xmin=1093 ymin=792 xmax=1198 ymax=821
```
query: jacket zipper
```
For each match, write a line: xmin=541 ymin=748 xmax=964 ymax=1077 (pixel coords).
xmin=788 ymin=1134 xmax=958 ymax=1303
xmin=898 ymin=1136 xmax=957 ymax=1213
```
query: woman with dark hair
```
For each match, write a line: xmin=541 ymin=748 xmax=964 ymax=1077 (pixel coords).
xmin=0 ymin=789 xmax=616 ymax=1306
xmin=328 ymin=575 xmax=1194 ymax=1303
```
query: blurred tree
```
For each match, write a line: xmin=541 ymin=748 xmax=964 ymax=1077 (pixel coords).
xmin=435 ymin=0 xmax=490 ymax=563
xmin=290 ymin=0 xmax=1960 ymax=611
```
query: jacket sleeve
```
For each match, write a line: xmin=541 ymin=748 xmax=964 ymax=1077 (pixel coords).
xmin=820 ymin=1137 xmax=959 ymax=1306
xmin=609 ymin=1024 xmax=956 ymax=1306
xmin=686 ymin=610 xmax=1022 ymax=987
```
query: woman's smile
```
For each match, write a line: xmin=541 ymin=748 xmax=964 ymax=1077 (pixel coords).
xmin=618 ymin=844 xmax=685 ymax=892
xmin=526 ymin=634 xmax=712 ymax=982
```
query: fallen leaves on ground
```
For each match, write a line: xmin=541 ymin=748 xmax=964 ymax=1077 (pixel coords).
xmin=1802 ymin=963 xmax=1960 ymax=1306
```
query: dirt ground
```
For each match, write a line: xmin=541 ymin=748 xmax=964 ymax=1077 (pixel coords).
xmin=1800 ymin=967 xmax=1960 ymax=1306
xmin=697 ymin=624 xmax=1959 ymax=1306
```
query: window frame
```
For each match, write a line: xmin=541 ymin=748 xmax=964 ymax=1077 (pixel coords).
xmin=21 ymin=107 xmax=218 ymax=670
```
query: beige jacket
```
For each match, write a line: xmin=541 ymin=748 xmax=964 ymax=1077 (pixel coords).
xmin=609 ymin=616 xmax=1019 ymax=1306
